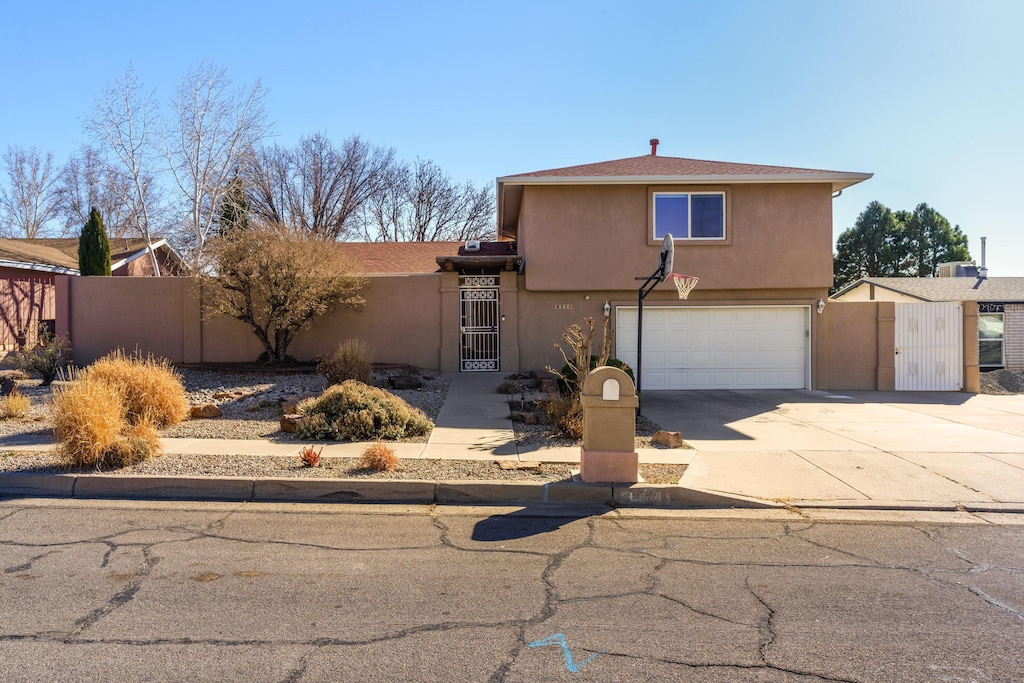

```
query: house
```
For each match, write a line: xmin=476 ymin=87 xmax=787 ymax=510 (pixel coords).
xmin=61 ymin=145 xmax=914 ymax=393
xmin=0 ymin=237 xmax=186 ymax=350
xmin=833 ymin=267 xmax=1024 ymax=371
xmin=485 ymin=144 xmax=871 ymax=389
xmin=0 ymin=237 xmax=186 ymax=278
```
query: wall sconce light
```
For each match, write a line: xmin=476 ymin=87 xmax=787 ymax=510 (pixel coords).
xmin=816 ymin=298 xmax=826 ymax=315
xmin=603 ymin=301 xmax=611 ymax=318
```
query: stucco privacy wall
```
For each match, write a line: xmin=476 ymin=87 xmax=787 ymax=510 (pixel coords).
xmin=56 ymin=275 xmax=444 ymax=367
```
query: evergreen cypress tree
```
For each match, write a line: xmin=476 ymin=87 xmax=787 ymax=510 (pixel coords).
xmin=219 ymin=175 xmax=250 ymax=234
xmin=78 ymin=207 xmax=112 ymax=276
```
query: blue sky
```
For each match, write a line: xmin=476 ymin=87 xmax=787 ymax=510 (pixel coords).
xmin=2 ymin=0 xmax=1021 ymax=274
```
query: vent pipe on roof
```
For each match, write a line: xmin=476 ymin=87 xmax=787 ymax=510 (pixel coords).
xmin=649 ymin=138 xmax=659 ymax=156
xmin=979 ymin=236 xmax=988 ymax=279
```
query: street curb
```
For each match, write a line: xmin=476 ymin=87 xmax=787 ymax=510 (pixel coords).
xmin=0 ymin=472 xmax=749 ymax=509
xmin=3 ymin=473 xmax=1022 ymax=513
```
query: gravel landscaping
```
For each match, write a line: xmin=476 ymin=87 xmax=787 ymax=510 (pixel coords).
xmin=0 ymin=365 xmax=688 ymax=484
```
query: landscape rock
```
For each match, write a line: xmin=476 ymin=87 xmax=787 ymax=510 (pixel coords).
xmin=651 ymin=430 xmax=684 ymax=448
xmin=190 ymin=404 xmax=223 ymax=419
xmin=280 ymin=413 xmax=306 ymax=434
xmin=283 ymin=392 xmax=319 ymax=413
xmin=390 ymin=375 xmax=423 ymax=390
xmin=1 ymin=377 xmax=18 ymax=396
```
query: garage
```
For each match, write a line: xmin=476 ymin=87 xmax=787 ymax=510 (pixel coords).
xmin=615 ymin=306 xmax=810 ymax=390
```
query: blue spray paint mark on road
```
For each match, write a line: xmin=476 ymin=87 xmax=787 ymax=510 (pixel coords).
xmin=527 ymin=633 xmax=603 ymax=673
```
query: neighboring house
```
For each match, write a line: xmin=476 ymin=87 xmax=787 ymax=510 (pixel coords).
xmin=0 ymin=237 xmax=186 ymax=278
xmin=0 ymin=237 xmax=186 ymax=350
xmin=833 ymin=268 xmax=1024 ymax=371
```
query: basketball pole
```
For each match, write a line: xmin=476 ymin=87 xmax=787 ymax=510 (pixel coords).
xmin=634 ymin=254 xmax=668 ymax=415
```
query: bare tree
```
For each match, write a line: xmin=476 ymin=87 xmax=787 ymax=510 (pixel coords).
xmin=361 ymin=158 xmax=494 ymax=242
xmin=0 ymin=145 xmax=61 ymax=238
xmin=163 ymin=60 xmax=268 ymax=268
xmin=246 ymin=133 xmax=397 ymax=240
xmin=55 ymin=145 xmax=134 ymax=238
xmin=84 ymin=66 xmax=165 ymax=275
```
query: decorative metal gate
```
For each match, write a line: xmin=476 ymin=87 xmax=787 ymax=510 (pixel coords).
xmin=460 ymin=275 xmax=499 ymax=371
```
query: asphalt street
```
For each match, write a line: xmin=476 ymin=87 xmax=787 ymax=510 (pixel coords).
xmin=0 ymin=499 xmax=1022 ymax=682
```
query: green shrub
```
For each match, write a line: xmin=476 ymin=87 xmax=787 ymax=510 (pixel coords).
xmin=296 ymin=380 xmax=432 ymax=441
xmin=318 ymin=338 xmax=374 ymax=386
xmin=12 ymin=329 xmax=72 ymax=386
xmin=557 ymin=355 xmax=634 ymax=395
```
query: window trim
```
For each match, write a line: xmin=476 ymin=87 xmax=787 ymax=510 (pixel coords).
xmin=648 ymin=186 xmax=731 ymax=246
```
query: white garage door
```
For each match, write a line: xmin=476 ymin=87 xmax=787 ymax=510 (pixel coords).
xmin=616 ymin=306 xmax=810 ymax=390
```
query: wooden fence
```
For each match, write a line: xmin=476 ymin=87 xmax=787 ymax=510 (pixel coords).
xmin=0 ymin=277 xmax=56 ymax=351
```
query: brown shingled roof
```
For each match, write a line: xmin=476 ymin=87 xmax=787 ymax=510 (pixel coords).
xmin=503 ymin=154 xmax=861 ymax=180
xmin=338 ymin=242 xmax=463 ymax=274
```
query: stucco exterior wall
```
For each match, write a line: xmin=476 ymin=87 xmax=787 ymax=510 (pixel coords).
xmin=813 ymin=301 xmax=896 ymax=391
xmin=519 ymin=183 xmax=834 ymax=292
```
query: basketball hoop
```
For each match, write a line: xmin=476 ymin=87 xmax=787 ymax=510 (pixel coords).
xmin=667 ymin=273 xmax=699 ymax=300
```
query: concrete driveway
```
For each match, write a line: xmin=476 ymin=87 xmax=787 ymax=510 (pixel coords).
xmin=641 ymin=389 xmax=1024 ymax=507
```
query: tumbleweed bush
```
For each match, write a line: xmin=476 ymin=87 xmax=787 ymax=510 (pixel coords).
xmin=358 ymin=440 xmax=399 ymax=471
xmin=82 ymin=351 xmax=189 ymax=427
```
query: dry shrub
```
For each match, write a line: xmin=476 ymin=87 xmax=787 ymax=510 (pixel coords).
xmin=299 ymin=445 xmax=322 ymax=467
xmin=318 ymin=338 xmax=374 ymax=386
xmin=50 ymin=380 xmax=126 ymax=468
xmin=104 ymin=419 xmax=160 ymax=468
xmin=82 ymin=351 xmax=189 ymax=427
xmin=2 ymin=390 xmax=30 ymax=419
xmin=539 ymin=391 xmax=584 ymax=440
xmin=358 ymin=440 xmax=399 ymax=471
xmin=296 ymin=380 xmax=432 ymax=441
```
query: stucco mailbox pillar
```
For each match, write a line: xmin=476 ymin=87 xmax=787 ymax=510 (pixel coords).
xmin=579 ymin=366 xmax=639 ymax=483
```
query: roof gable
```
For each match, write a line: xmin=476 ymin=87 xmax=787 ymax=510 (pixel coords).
xmin=838 ymin=277 xmax=1024 ymax=302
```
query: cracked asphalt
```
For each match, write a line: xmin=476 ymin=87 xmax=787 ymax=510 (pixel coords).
xmin=1 ymin=499 xmax=1022 ymax=682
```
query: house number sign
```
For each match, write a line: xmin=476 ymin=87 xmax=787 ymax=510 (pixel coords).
xmin=552 ymin=304 xmax=573 ymax=310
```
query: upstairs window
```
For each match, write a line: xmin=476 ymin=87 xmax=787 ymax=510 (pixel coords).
xmin=653 ymin=192 xmax=725 ymax=240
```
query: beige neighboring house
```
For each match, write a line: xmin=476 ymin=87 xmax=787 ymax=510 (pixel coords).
xmin=833 ymin=267 xmax=1024 ymax=371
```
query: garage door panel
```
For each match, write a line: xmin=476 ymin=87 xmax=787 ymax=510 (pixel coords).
xmin=616 ymin=306 xmax=809 ymax=390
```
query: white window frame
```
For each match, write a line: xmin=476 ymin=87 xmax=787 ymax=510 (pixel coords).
xmin=652 ymin=191 xmax=726 ymax=241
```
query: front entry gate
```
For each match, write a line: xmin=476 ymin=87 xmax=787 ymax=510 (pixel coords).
xmin=895 ymin=302 xmax=963 ymax=391
xmin=459 ymin=275 xmax=499 ymax=371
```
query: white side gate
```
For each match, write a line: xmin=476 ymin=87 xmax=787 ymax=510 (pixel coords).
xmin=459 ymin=275 xmax=499 ymax=371
xmin=895 ymin=302 xmax=962 ymax=391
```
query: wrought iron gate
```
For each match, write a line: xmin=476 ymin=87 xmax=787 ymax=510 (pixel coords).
xmin=460 ymin=276 xmax=499 ymax=371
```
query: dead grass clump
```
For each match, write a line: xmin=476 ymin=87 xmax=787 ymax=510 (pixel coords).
xmin=358 ymin=440 xmax=399 ymax=471
xmin=103 ymin=418 xmax=160 ymax=468
xmin=50 ymin=380 xmax=126 ymax=468
xmin=538 ymin=391 xmax=584 ymax=440
xmin=2 ymin=390 xmax=30 ymax=419
xmin=82 ymin=351 xmax=189 ymax=426
xmin=318 ymin=338 xmax=374 ymax=386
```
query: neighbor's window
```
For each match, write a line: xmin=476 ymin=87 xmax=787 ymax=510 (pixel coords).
xmin=653 ymin=192 xmax=725 ymax=240
xmin=979 ymin=312 xmax=1004 ymax=367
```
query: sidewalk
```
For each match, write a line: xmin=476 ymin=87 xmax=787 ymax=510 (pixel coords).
xmin=2 ymin=377 xmax=1023 ymax=512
